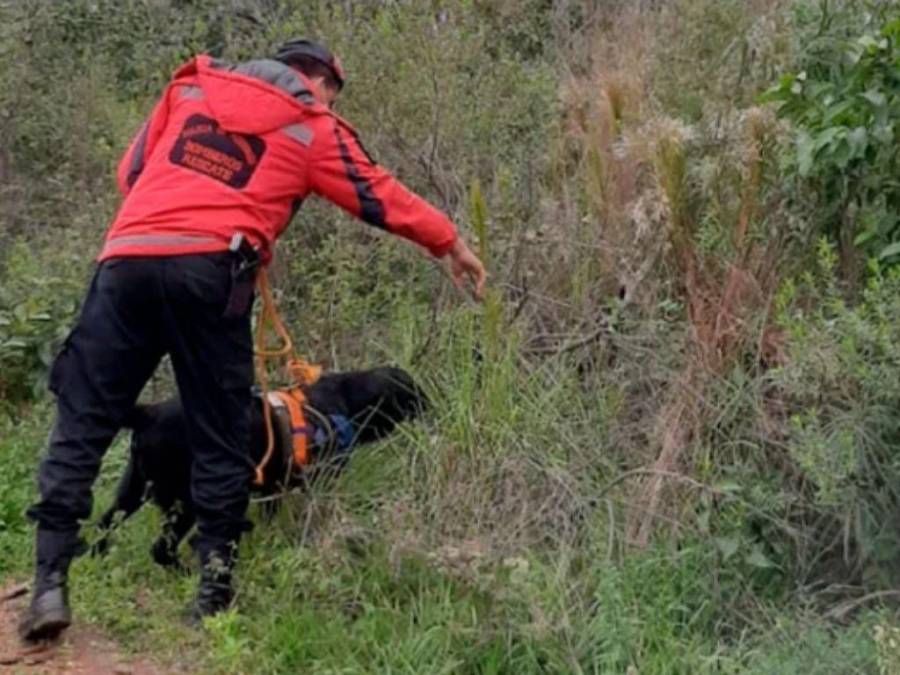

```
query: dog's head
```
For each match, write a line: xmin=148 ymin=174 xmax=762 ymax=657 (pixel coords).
xmin=304 ymin=366 xmax=428 ymax=445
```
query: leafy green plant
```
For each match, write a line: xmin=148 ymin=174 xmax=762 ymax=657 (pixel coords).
xmin=762 ymin=11 xmax=900 ymax=265
xmin=0 ymin=242 xmax=82 ymax=412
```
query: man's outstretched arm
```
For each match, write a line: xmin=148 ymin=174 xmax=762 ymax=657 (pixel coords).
xmin=307 ymin=121 xmax=486 ymax=299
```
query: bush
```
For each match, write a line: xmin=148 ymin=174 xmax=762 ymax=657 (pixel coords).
xmin=0 ymin=241 xmax=84 ymax=412
xmin=762 ymin=6 xmax=900 ymax=270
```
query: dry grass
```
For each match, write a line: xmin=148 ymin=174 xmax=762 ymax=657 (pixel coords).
xmin=543 ymin=3 xmax=798 ymax=547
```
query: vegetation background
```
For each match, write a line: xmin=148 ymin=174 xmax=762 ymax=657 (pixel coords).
xmin=1 ymin=0 xmax=899 ymax=672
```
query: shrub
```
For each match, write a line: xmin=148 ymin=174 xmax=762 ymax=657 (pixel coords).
xmin=762 ymin=7 xmax=900 ymax=272
xmin=0 ymin=241 xmax=83 ymax=412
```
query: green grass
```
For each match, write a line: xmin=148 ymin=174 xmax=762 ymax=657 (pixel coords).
xmin=0 ymin=320 xmax=889 ymax=674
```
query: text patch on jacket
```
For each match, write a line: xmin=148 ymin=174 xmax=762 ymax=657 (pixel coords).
xmin=169 ymin=114 xmax=266 ymax=189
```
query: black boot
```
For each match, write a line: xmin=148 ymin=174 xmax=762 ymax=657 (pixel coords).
xmin=188 ymin=546 xmax=236 ymax=624
xmin=18 ymin=529 xmax=81 ymax=642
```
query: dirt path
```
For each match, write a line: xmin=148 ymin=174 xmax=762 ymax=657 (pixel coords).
xmin=0 ymin=582 xmax=167 ymax=675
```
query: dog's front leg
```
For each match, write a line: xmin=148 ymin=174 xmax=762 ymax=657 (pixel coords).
xmin=90 ymin=452 xmax=149 ymax=556
xmin=150 ymin=502 xmax=196 ymax=572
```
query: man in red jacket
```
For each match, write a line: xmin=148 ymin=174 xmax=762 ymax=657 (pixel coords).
xmin=20 ymin=39 xmax=486 ymax=640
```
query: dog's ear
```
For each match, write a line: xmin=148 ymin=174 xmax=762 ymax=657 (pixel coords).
xmin=304 ymin=374 xmax=351 ymax=417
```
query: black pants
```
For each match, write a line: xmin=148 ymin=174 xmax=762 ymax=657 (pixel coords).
xmin=27 ymin=253 xmax=255 ymax=561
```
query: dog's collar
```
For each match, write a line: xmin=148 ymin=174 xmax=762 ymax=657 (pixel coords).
xmin=308 ymin=412 xmax=354 ymax=452
xmin=327 ymin=414 xmax=355 ymax=450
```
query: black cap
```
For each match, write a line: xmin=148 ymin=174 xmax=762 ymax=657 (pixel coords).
xmin=274 ymin=39 xmax=345 ymax=89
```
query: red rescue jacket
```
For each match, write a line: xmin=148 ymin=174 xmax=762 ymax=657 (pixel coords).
xmin=100 ymin=55 xmax=458 ymax=262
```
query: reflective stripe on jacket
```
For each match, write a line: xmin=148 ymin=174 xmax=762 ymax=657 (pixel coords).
xmin=101 ymin=55 xmax=458 ymax=262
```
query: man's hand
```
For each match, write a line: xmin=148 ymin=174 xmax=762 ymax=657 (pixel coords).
xmin=446 ymin=237 xmax=487 ymax=301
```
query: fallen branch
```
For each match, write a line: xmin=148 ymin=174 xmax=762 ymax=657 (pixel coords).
xmin=824 ymin=590 xmax=900 ymax=623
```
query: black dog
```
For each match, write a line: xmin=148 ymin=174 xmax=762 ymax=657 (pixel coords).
xmin=92 ymin=366 xmax=426 ymax=568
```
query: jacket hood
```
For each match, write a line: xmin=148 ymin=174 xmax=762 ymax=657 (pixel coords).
xmin=178 ymin=55 xmax=331 ymax=135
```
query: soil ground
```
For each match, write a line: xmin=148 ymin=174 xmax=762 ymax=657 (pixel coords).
xmin=0 ymin=582 xmax=166 ymax=675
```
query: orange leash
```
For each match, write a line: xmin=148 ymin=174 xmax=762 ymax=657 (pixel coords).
xmin=253 ymin=267 xmax=321 ymax=485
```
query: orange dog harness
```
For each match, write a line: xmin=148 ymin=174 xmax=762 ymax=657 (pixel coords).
xmin=267 ymin=388 xmax=313 ymax=468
